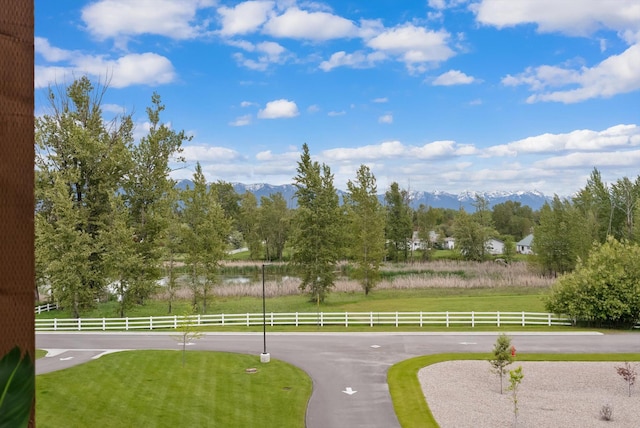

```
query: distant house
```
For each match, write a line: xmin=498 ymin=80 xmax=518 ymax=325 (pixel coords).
xmin=485 ymin=238 xmax=504 ymax=255
xmin=443 ymin=237 xmax=455 ymax=250
xmin=516 ymin=234 xmax=534 ymax=254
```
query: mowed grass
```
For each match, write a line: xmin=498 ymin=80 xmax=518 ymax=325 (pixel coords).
xmin=37 ymin=350 xmax=311 ymax=428
xmin=36 ymin=287 xmax=548 ymax=320
xmin=388 ymin=353 xmax=640 ymax=428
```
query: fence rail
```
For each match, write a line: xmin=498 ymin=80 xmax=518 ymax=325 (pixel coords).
xmin=35 ymin=303 xmax=59 ymax=314
xmin=34 ymin=311 xmax=572 ymax=331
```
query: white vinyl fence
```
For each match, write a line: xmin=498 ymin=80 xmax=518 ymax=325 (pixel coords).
xmin=34 ymin=311 xmax=572 ymax=331
xmin=35 ymin=303 xmax=59 ymax=314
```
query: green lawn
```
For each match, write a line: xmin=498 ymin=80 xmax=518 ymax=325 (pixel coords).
xmin=36 ymin=287 xmax=548 ymax=319
xmin=388 ymin=353 xmax=640 ymax=428
xmin=36 ymin=350 xmax=311 ymax=428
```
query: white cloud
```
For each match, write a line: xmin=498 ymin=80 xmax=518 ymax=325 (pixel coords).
xmin=473 ymin=0 xmax=640 ymax=37
xmin=378 ymin=114 xmax=393 ymax=124
xmin=366 ymin=24 xmax=455 ymax=70
xmin=307 ymin=104 xmax=320 ymax=113
xmin=217 ymin=1 xmax=274 ymax=36
xmin=535 ymin=150 xmax=640 ymax=169
xmin=503 ymin=44 xmax=640 ymax=103
xmin=328 ymin=110 xmax=346 ymax=117
xmin=182 ymin=145 xmax=243 ymax=162
xmin=35 ymin=37 xmax=75 ymax=62
xmin=258 ymin=99 xmax=299 ymax=118
xmin=485 ymin=124 xmax=640 ymax=157
xmin=231 ymin=40 xmax=288 ymax=70
xmin=372 ymin=97 xmax=388 ymax=103
xmin=319 ymin=50 xmax=385 ymax=71
xmin=81 ymin=0 xmax=215 ymax=41
xmin=263 ymin=7 xmax=358 ymax=40
xmin=229 ymin=115 xmax=252 ymax=126
xmin=432 ymin=69 xmax=476 ymax=85
xmin=35 ymin=39 xmax=176 ymax=89
xmin=241 ymin=101 xmax=257 ymax=107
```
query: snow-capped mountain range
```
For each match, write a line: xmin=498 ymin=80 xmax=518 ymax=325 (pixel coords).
xmin=177 ymin=180 xmax=553 ymax=211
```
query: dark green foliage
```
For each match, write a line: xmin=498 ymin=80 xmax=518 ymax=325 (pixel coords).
xmin=385 ymin=182 xmax=413 ymax=262
xmin=290 ymin=144 xmax=343 ymax=303
xmin=345 ymin=165 xmax=386 ymax=295
xmin=545 ymin=237 xmax=640 ymax=328
xmin=0 ymin=347 xmax=34 ymax=428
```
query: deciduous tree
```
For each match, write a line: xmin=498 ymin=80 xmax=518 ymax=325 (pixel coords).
xmin=290 ymin=143 xmax=342 ymax=303
xmin=344 ymin=165 xmax=386 ymax=295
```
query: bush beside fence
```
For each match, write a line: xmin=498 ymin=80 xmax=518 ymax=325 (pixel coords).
xmin=34 ymin=311 xmax=572 ymax=331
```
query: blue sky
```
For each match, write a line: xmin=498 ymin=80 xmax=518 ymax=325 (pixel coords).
xmin=35 ymin=0 xmax=640 ymax=196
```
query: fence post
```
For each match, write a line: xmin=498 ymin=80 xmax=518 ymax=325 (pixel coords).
xmin=174 ymin=315 xmax=177 ymax=329
xmin=395 ymin=312 xmax=398 ymax=328
xmin=53 ymin=318 xmax=57 ymax=331
xmin=522 ymin=311 xmax=525 ymax=327
xmin=370 ymin=312 xmax=373 ymax=328
xmin=548 ymin=313 xmax=551 ymax=326
xmin=270 ymin=312 xmax=274 ymax=327
xmin=102 ymin=318 xmax=106 ymax=331
xmin=446 ymin=312 xmax=449 ymax=328
xmin=471 ymin=311 xmax=475 ymax=328
xmin=78 ymin=318 xmax=81 ymax=331
xmin=420 ymin=311 xmax=423 ymax=328
xmin=197 ymin=314 xmax=201 ymax=326
xmin=345 ymin=312 xmax=348 ymax=328
xmin=221 ymin=313 xmax=224 ymax=326
xmin=150 ymin=316 xmax=153 ymax=330
xmin=247 ymin=313 xmax=250 ymax=327
xmin=125 ymin=317 xmax=129 ymax=331
xmin=320 ymin=312 xmax=324 ymax=327
xmin=497 ymin=311 xmax=500 ymax=327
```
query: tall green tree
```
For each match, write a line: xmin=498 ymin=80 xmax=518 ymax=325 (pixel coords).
xmin=35 ymin=175 xmax=95 ymax=318
xmin=238 ymin=192 xmax=263 ymax=260
xmin=102 ymin=194 xmax=143 ymax=317
xmin=384 ymin=182 xmax=412 ymax=262
xmin=260 ymin=193 xmax=291 ymax=261
xmin=123 ymin=92 xmax=189 ymax=304
xmin=344 ymin=165 xmax=386 ymax=295
xmin=181 ymin=163 xmax=232 ymax=312
xmin=290 ymin=143 xmax=342 ymax=303
xmin=532 ymin=196 xmax=591 ymax=276
xmin=573 ymin=168 xmax=613 ymax=243
xmin=35 ymin=77 xmax=133 ymax=315
xmin=452 ymin=209 xmax=488 ymax=261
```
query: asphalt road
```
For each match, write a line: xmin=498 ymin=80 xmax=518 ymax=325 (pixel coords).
xmin=36 ymin=331 xmax=640 ymax=428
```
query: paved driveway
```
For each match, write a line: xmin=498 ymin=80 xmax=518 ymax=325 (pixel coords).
xmin=36 ymin=331 xmax=640 ymax=427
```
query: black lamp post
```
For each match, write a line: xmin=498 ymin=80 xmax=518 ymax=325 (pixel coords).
xmin=260 ymin=263 xmax=270 ymax=363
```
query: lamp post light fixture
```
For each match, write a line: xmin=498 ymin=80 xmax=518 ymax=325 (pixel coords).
xmin=260 ymin=263 xmax=270 ymax=363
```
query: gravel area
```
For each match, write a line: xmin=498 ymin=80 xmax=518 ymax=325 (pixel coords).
xmin=419 ymin=361 xmax=640 ymax=427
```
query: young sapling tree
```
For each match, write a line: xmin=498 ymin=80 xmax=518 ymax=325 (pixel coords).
xmin=508 ymin=366 xmax=524 ymax=427
xmin=171 ymin=306 xmax=204 ymax=367
xmin=616 ymin=362 xmax=637 ymax=397
xmin=489 ymin=333 xmax=513 ymax=394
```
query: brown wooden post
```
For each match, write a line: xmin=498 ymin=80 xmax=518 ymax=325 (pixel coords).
xmin=0 ymin=0 xmax=35 ymax=426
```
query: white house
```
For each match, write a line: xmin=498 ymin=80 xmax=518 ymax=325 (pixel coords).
xmin=443 ymin=237 xmax=455 ymax=250
xmin=516 ymin=234 xmax=534 ymax=254
xmin=485 ymin=238 xmax=504 ymax=255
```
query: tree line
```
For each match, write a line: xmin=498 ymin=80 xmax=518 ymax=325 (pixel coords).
xmin=36 ymin=78 xmax=640 ymax=321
